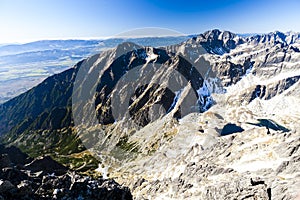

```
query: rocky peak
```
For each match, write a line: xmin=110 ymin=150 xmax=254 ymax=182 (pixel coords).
xmin=246 ymin=31 xmax=300 ymax=46
xmin=93 ymin=47 xmax=211 ymax=127
xmin=286 ymin=31 xmax=300 ymax=45
xmin=203 ymin=29 xmax=223 ymax=40
xmin=192 ymin=29 xmax=243 ymax=55
xmin=200 ymin=29 xmax=237 ymax=42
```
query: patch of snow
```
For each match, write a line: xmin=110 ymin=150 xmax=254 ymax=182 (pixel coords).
xmin=241 ymin=68 xmax=300 ymax=91
xmin=197 ymin=81 xmax=210 ymax=97
xmin=214 ymin=47 xmax=226 ymax=55
xmin=167 ymin=89 xmax=183 ymax=113
xmin=146 ymin=52 xmax=158 ymax=62
xmin=95 ymin=164 xmax=109 ymax=179
xmin=53 ymin=188 xmax=62 ymax=195
xmin=205 ymin=77 xmax=226 ymax=94
xmin=196 ymin=79 xmax=219 ymax=111
xmin=245 ymin=63 xmax=253 ymax=76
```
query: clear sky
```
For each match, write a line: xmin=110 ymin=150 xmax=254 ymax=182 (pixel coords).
xmin=0 ymin=0 xmax=300 ymax=43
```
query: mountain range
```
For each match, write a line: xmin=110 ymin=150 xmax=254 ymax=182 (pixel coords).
xmin=0 ymin=29 xmax=299 ymax=199
xmin=0 ymin=36 xmax=190 ymax=104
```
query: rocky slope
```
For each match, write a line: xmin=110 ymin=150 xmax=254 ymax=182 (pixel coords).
xmin=0 ymin=29 xmax=300 ymax=199
xmin=116 ymin=113 xmax=299 ymax=199
xmin=0 ymin=145 xmax=132 ymax=200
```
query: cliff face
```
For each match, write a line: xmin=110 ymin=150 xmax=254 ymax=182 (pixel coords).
xmin=0 ymin=29 xmax=300 ymax=199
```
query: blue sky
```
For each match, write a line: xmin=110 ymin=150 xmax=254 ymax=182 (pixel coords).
xmin=0 ymin=0 xmax=299 ymax=43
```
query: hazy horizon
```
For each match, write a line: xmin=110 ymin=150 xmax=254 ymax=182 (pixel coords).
xmin=1 ymin=29 xmax=298 ymax=45
xmin=1 ymin=0 xmax=300 ymax=44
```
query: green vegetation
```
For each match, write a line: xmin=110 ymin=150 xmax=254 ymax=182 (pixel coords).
xmin=116 ymin=136 xmax=139 ymax=153
xmin=3 ymin=127 xmax=99 ymax=174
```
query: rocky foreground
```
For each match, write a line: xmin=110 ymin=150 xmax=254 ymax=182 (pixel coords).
xmin=0 ymin=145 xmax=132 ymax=200
xmin=116 ymin=113 xmax=300 ymax=199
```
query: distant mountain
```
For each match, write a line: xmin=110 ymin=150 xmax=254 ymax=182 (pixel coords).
xmin=0 ymin=30 xmax=300 ymax=199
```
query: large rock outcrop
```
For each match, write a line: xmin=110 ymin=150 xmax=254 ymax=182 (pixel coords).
xmin=0 ymin=145 xmax=132 ymax=200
